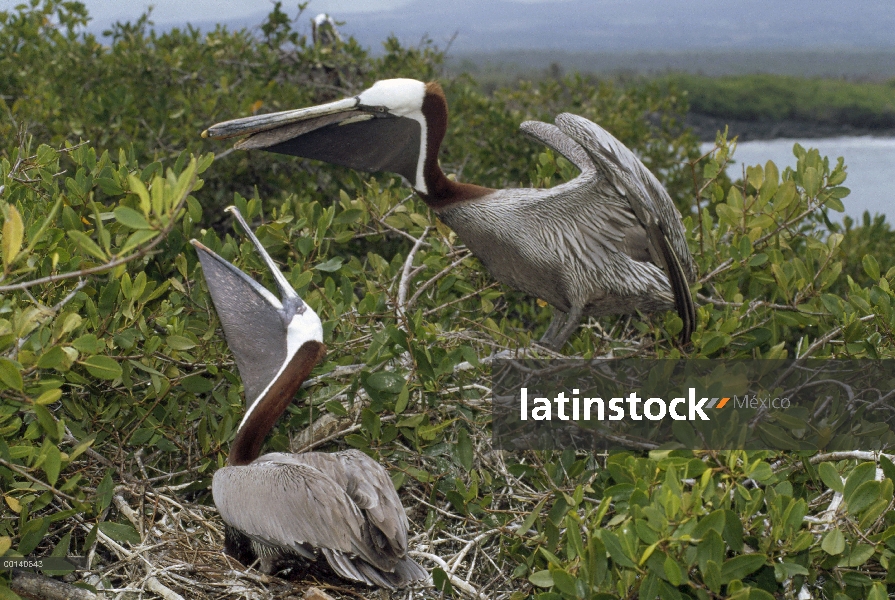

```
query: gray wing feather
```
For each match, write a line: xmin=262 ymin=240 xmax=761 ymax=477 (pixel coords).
xmin=213 ymin=462 xmax=369 ymax=560
xmin=194 ymin=242 xmax=288 ymax=404
xmin=519 ymin=121 xmax=595 ymax=176
xmin=277 ymin=450 xmax=409 ymax=557
xmin=517 ymin=121 xmax=639 ymax=255
xmin=554 ymin=113 xmax=696 ymax=281
xmin=321 ymin=547 xmax=427 ymax=589
xmin=214 ymin=456 xmax=427 ymax=587
xmin=553 ymin=114 xmax=697 ymax=341
xmin=339 ymin=450 xmax=408 ymax=554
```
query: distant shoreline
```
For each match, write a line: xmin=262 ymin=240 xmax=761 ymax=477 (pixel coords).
xmin=685 ymin=113 xmax=895 ymax=142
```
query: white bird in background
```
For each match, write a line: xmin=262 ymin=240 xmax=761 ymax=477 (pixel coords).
xmin=311 ymin=13 xmax=342 ymax=46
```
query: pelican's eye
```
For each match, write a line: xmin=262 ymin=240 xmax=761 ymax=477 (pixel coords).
xmin=359 ymin=104 xmax=389 ymax=115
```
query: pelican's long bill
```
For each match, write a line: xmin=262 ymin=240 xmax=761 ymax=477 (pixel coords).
xmin=190 ymin=207 xmax=323 ymax=433
xmin=201 ymin=97 xmax=360 ymax=140
xmin=201 ymin=79 xmax=432 ymax=191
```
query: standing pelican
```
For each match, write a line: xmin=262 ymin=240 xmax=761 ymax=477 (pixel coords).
xmin=203 ymin=79 xmax=697 ymax=347
xmin=192 ymin=207 xmax=426 ymax=589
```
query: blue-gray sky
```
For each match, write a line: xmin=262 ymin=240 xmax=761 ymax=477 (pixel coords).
xmin=1 ymin=0 xmax=512 ymax=24
xmin=2 ymin=0 xmax=893 ymax=53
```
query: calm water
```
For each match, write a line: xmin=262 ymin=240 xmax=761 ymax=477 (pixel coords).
xmin=701 ymin=136 xmax=894 ymax=221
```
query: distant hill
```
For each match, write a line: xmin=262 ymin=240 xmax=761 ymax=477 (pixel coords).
xmin=446 ymin=49 xmax=895 ymax=80
xmin=327 ymin=0 xmax=895 ymax=54
xmin=88 ymin=0 xmax=894 ymax=56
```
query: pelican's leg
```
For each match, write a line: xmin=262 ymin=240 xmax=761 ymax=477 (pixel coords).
xmin=540 ymin=310 xmax=568 ymax=346
xmin=549 ymin=305 xmax=584 ymax=349
xmin=223 ymin=526 xmax=256 ymax=566
xmin=259 ymin=556 xmax=277 ymax=575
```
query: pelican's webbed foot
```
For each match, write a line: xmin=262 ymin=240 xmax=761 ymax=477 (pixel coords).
xmin=548 ymin=305 xmax=584 ymax=350
xmin=540 ymin=310 xmax=568 ymax=348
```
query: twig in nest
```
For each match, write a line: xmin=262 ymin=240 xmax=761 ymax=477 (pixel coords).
xmin=146 ymin=576 xmax=186 ymax=600
xmin=409 ymin=551 xmax=484 ymax=599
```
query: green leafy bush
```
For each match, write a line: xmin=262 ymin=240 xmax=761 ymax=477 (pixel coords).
xmin=666 ymin=73 xmax=895 ymax=128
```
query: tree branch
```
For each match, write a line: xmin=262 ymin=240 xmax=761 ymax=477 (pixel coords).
xmin=11 ymin=570 xmax=97 ymax=600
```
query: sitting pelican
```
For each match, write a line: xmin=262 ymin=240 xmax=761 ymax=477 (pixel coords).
xmin=191 ymin=206 xmax=426 ymax=589
xmin=202 ymin=79 xmax=697 ymax=347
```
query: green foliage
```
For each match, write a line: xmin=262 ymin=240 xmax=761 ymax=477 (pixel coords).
xmin=512 ymin=451 xmax=895 ymax=599
xmin=685 ymin=133 xmax=895 ymax=359
xmin=666 ymin=73 xmax=895 ymax=128
xmin=0 ymin=0 xmax=434 ymax=215
xmin=2 ymin=1 xmax=895 ymax=599
xmin=833 ymin=212 xmax=895 ymax=294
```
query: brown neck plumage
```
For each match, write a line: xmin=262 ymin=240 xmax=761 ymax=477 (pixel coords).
xmin=416 ymin=81 xmax=495 ymax=211
xmin=228 ymin=341 xmax=326 ymax=466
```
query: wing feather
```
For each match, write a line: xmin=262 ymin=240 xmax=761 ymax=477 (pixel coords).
xmin=277 ymin=450 xmax=409 ymax=558
xmin=519 ymin=120 xmax=595 ymax=176
xmin=554 ymin=114 xmax=695 ymax=278
xmin=213 ymin=461 xmax=365 ymax=552
xmin=517 ymin=121 xmax=640 ymax=257
xmin=213 ymin=456 xmax=427 ymax=588
xmin=554 ymin=114 xmax=697 ymax=340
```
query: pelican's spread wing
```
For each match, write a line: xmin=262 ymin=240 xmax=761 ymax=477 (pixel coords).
xmin=554 ymin=113 xmax=697 ymax=341
xmin=519 ymin=120 xmax=595 ymax=176
xmin=192 ymin=241 xmax=288 ymax=404
xmin=554 ymin=113 xmax=695 ymax=279
xmin=518 ymin=120 xmax=642 ymax=257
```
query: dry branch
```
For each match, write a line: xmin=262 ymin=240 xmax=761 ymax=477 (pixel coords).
xmin=10 ymin=570 xmax=98 ymax=600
